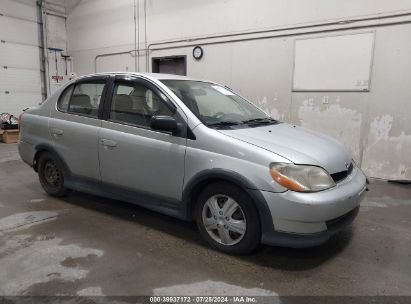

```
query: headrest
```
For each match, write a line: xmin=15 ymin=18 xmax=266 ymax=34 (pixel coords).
xmin=114 ymin=94 xmax=133 ymax=112
xmin=71 ymin=94 xmax=91 ymax=107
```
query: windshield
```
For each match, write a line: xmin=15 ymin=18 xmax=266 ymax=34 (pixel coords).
xmin=161 ymin=80 xmax=278 ymax=129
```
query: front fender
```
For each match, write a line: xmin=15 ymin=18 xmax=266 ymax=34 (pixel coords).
xmin=182 ymin=168 xmax=276 ymax=242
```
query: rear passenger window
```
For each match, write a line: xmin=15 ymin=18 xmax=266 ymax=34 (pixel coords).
xmin=57 ymin=85 xmax=74 ymax=112
xmin=68 ymin=82 xmax=105 ymax=118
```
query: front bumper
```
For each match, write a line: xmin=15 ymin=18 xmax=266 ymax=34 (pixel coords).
xmin=257 ymin=164 xmax=367 ymax=248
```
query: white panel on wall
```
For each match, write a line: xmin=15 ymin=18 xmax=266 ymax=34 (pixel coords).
xmin=0 ymin=16 xmax=38 ymax=46
xmin=293 ymin=32 xmax=375 ymax=91
xmin=0 ymin=68 xmax=41 ymax=93
xmin=0 ymin=92 xmax=42 ymax=115
xmin=0 ymin=0 xmax=37 ymax=22
xmin=0 ymin=43 xmax=40 ymax=70
xmin=46 ymin=14 xmax=67 ymax=50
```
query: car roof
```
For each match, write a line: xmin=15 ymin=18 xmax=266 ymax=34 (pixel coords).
xmin=77 ymin=72 xmax=207 ymax=82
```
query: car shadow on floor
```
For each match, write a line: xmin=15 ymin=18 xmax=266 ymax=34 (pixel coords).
xmin=60 ymin=191 xmax=354 ymax=271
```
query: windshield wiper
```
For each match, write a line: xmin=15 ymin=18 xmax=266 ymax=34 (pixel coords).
xmin=242 ymin=118 xmax=278 ymax=125
xmin=207 ymin=121 xmax=242 ymax=128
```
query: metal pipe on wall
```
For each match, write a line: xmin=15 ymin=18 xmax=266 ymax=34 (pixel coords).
xmin=40 ymin=0 xmax=51 ymax=97
xmin=137 ymin=0 xmax=140 ymax=72
xmin=144 ymin=10 xmax=411 ymax=72
xmin=144 ymin=0 xmax=148 ymax=72
xmin=36 ymin=0 xmax=48 ymax=101
xmin=93 ymin=9 xmax=411 ymax=73
xmin=133 ymin=0 xmax=138 ymax=72
xmin=145 ymin=9 xmax=411 ymax=48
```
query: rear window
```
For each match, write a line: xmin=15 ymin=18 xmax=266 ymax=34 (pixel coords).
xmin=68 ymin=83 xmax=104 ymax=118
xmin=57 ymin=82 xmax=105 ymax=118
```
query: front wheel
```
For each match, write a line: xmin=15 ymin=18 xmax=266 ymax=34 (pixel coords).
xmin=196 ymin=182 xmax=261 ymax=255
xmin=38 ymin=152 xmax=70 ymax=197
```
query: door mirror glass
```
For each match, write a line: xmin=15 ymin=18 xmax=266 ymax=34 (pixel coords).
xmin=150 ymin=115 xmax=178 ymax=133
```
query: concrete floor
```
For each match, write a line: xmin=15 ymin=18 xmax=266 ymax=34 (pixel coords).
xmin=0 ymin=143 xmax=410 ymax=297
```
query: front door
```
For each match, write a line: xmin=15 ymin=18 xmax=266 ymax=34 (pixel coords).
xmin=98 ymin=76 xmax=187 ymax=203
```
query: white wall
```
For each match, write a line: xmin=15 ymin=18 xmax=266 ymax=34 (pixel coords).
xmin=66 ymin=0 xmax=411 ymax=180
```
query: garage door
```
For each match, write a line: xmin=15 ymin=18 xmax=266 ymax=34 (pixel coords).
xmin=0 ymin=0 xmax=43 ymax=116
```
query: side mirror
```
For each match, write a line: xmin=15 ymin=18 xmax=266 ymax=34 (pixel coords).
xmin=150 ymin=115 xmax=178 ymax=133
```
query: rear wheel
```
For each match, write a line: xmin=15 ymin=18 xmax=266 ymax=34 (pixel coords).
xmin=196 ymin=182 xmax=261 ymax=255
xmin=38 ymin=152 xmax=70 ymax=197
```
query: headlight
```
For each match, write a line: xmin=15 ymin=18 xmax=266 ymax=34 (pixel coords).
xmin=270 ymin=163 xmax=335 ymax=192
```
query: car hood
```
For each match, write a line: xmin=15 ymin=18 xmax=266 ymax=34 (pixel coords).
xmin=219 ymin=123 xmax=352 ymax=174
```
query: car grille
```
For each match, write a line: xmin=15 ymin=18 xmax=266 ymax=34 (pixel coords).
xmin=330 ymin=163 xmax=353 ymax=183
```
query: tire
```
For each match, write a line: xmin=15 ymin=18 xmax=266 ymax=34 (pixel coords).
xmin=196 ymin=182 xmax=261 ymax=255
xmin=37 ymin=152 xmax=70 ymax=197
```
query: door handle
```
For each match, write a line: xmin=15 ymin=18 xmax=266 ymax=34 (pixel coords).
xmin=51 ymin=128 xmax=63 ymax=136
xmin=101 ymin=139 xmax=117 ymax=148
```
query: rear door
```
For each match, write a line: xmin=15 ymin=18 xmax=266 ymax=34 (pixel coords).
xmin=49 ymin=76 xmax=109 ymax=181
xmin=98 ymin=76 xmax=187 ymax=202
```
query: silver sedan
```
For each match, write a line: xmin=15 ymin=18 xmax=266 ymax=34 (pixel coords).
xmin=18 ymin=72 xmax=367 ymax=254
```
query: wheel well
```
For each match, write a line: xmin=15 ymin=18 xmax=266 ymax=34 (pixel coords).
xmin=33 ymin=148 xmax=69 ymax=176
xmin=33 ymin=149 xmax=47 ymax=172
xmin=186 ymin=177 xmax=250 ymax=221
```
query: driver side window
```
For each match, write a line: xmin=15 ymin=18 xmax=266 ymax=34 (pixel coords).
xmin=109 ymin=81 xmax=173 ymax=128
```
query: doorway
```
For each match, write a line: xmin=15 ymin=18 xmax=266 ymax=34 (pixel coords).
xmin=152 ymin=56 xmax=187 ymax=76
